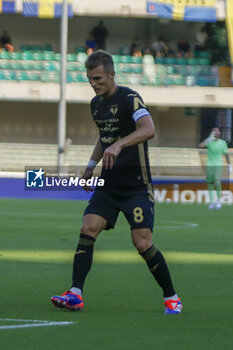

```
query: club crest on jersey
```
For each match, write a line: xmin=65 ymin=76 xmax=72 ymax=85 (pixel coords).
xmin=110 ymin=105 xmax=118 ymax=116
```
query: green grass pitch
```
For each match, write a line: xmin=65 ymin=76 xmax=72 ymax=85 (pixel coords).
xmin=0 ymin=198 xmax=232 ymax=350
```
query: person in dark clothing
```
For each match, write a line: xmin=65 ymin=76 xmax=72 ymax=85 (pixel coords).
xmin=92 ymin=20 xmax=108 ymax=50
xmin=0 ymin=30 xmax=14 ymax=53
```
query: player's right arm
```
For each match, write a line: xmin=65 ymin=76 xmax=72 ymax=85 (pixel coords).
xmin=199 ymin=130 xmax=215 ymax=148
xmin=82 ymin=136 xmax=103 ymax=192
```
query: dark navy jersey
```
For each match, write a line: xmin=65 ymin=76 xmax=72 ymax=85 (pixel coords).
xmin=90 ymin=86 xmax=152 ymax=188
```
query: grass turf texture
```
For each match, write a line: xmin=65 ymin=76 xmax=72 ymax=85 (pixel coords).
xmin=0 ymin=198 xmax=232 ymax=350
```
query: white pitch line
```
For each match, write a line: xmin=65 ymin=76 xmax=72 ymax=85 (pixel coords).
xmin=0 ymin=319 xmax=75 ymax=330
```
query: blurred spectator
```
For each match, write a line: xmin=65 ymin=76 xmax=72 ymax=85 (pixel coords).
xmin=142 ymin=43 xmax=153 ymax=56
xmin=195 ymin=26 xmax=208 ymax=51
xmin=151 ymin=36 xmax=166 ymax=56
xmin=0 ymin=30 xmax=14 ymax=53
xmin=130 ymin=38 xmax=142 ymax=56
xmin=85 ymin=32 xmax=97 ymax=53
xmin=92 ymin=20 xmax=108 ymax=50
xmin=177 ymin=38 xmax=192 ymax=57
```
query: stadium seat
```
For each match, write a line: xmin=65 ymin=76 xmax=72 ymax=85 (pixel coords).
xmin=75 ymin=73 xmax=88 ymax=83
xmin=67 ymin=53 xmax=77 ymax=62
xmin=112 ymin=55 xmax=121 ymax=63
xmin=128 ymin=74 xmax=141 ymax=85
xmin=197 ymin=58 xmax=210 ymax=65
xmin=20 ymin=44 xmax=31 ymax=51
xmin=9 ymin=52 xmax=22 ymax=60
xmin=154 ymin=75 xmax=161 ymax=86
xmin=174 ymin=75 xmax=186 ymax=85
xmin=22 ymin=51 xmax=34 ymax=60
xmin=32 ymin=52 xmax=44 ymax=60
xmin=164 ymin=57 xmax=177 ymax=65
xmin=155 ymin=57 xmax=165 ymax=64
xmin=0 ymin=50 xmax=10 ymax=59
xmin=44 ymin=62 xmax=57 ymax=71
xmin=43 ymin=51 xmax=55 ymax=61
xmin=54 ymin=53 xmax=61 ymax=61
xmin=0 ymin=71 xmax=7 ymax=79
xmin=43 ymin=44 xmax=53 ymax=51
xmin=75 ymin=46 xmax=86 ymax=53
xmin=187 ymin=58 xmax=198 ymax=65
xmin=0 ymin=61 xmax=11 ymax=69
xmin=18 ymin=71 xmax=30 ymax=81
xmin=120 ymin=55 xmax=132 ymax=64
xmin=176 ymin=57 xmax=188 ymax=65
xmin=132 ymin=64 xmax=143 ymax=74
xmin=142 ymin=54 xmax=155 ymax=65
xmin=77 ymin=53 xmax=87 ymax=64
xmin=121 ymin=64 xmax=132 ymax=73
xmin=21 ymin=62 xmax=33 ymax=70
xmin=131 ymin=56 xmax=142 ymax=64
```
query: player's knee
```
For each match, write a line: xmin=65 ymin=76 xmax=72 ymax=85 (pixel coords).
xmin=81 ymin=222 xmax=99 ymax=236
xmin=133 ymin=237 xmax=152 ymax=253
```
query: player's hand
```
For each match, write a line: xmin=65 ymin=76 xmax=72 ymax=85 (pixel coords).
xmin=228 ymin=164 xmax=232 ymax=175
xmin=207 ymin=131 xmax=216 ymax=142
xmin=102 ymin=142 xmax=122 ymax=170
xmin=82 ymin=168 xmax=94 ymax=192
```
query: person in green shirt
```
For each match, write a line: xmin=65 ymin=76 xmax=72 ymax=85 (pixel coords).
xmin=199 ymin=127 xmax=232 ymax=209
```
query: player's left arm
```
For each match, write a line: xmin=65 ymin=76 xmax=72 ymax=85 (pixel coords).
xmin=223 ymin=143 xmax=232 ymax=174
xmin=102 ymin=115 xmax=155 ymax=169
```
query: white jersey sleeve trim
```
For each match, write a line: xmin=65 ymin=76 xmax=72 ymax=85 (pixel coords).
xmin=132 ymin=108 xmax=150 ymax=122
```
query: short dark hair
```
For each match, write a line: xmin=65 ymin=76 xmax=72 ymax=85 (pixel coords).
xmin=85 ymin=50 xmax=114 ymax=73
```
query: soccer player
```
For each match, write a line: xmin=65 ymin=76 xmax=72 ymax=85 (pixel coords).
xmin=51 ymin=50 xmax=183 ymax=314
xmin=199 ymin=127 xmax=232 ymax=209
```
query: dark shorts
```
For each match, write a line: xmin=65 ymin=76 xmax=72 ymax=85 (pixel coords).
xmin=84 ymin=186 xmax=154 ymax=231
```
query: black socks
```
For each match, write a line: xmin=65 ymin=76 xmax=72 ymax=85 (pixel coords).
xmin=140 ymin=245 xmax=176 ymax=297
xmin=72 ymin=233 xmax=96 ymax=290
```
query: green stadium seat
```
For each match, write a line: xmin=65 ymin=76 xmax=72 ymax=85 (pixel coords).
xmin=68 ymin=63 xmax=78 ymax=72
xmin=43 ymin=44 xmax=53 ymax=51
xmin=20 ymin=44 xmax=31 ymax=51
xmin=67 ymin=53 xmax=77 ymax=62
xmin=43 ymin=51 xmax=55 ymax=61
xmin=32 ymin=52 xmax=44 ymax=60
xmin=176 ymin=57 xmax=188 ymax=65
xmin=197 ymin=58 xmax=210 ymax=65
xmin=131 ymin=56 xmax=142 ymax=64
xmin=120 ymin=55 xmax=132 ymax=64
xmin=174 ymin=76 xmax=186 ymax=85
xmin=75 ymin=46 xmax=86 ymax=53
xmin=142 ymin=55 xmax=154 ymax=65
xmin=164 ymin=57 xmax=177 ymax=65
xmin=154 ymin=75 xmax=161 ymax=86
xmin=44 ymin=62 xmax=56 ymax=71
xmin=155 ymin=57 xmax=165 ymax=64
xmin=22 ymin=51 xmax=34 ymax=60
xmin=164 ymin=76 xmax=175 ymax=85
xmin=77 ymin=52 xmax=87 ymax=64
xmin=29 ymin=73 xmax=41 ymax=81
xmin=132 ymin=64 xmax=143 ymax=74
xmin=128 ymin=74 xmax=141 ymax=85
xmin=112 ymin=55 xmax=121 ymax=63
xmin=41 ymin=72 xmax=52 ymax=82
xmin=0 ymin=50 xmax=10 ymax=59
xmin=21 ymin=62 xmax=33 ymax=70
xmin=0 ymin=71 xmax=7 ymax=79
xmin=18 ymin=71 xmax=30 ymax=81
xmin=8 ymin=71 xmax=17 ymax=80
xmin=31 ymin=44 xmax=43 ymax=51
xmin=178 ymin=65 xmax=189 ymax=76
xmin=187 ymin=58 xmax=198 ymax=65
xmin=0 ymin=61 xmax=11 ymax=69
xmin=121 ymin=64 xmax=132 ymax=73
xmin=75 ymin=73 xmax=88 ymax=83
xmin=8 ymin=61 xmax=22 ymax=70
xmin=9 ymin=52 xmax=22 ymax=60
xmin=116 ymin=74 xmax=129 ymax=85
xmin=32 ymin=62 xmax=44 ymax=70
xmin=54 ymin=53 xmax=61 ymax=61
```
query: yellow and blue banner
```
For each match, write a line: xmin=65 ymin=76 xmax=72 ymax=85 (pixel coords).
xmin=147 ymin=0 xmax=217 ymax=22
xmin=0 ymin=0 xmax=16 ymax=13
xmin=226 ymin=0 xmax=233 ymax=65
xmin=22 ymin=0 xmax=73 ymax=18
